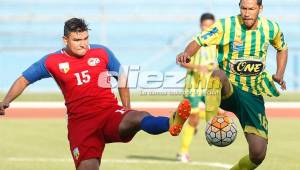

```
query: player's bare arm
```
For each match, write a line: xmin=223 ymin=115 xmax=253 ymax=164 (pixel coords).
xmin=272 ymin=49 xmax=288 ymax=90
xmin=118 ymin=73 xmax=131 ymax=109
xmin=176 ymin=40 xmax=201 ymax=64
xmin=0 ymin=76 xmax=29 ymax=115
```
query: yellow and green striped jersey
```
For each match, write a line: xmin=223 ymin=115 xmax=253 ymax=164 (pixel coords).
xmin=193 ymin=15 xmax=288 ymax=96
xmin=184 ymin=45 xmax=217 ymax=97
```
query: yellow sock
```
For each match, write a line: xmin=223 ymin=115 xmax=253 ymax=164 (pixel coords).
xmin=230 ymin=155 xmax=258 ymax=170
xmin=199 ymin=110 xmax=206 ymax=120
xmin=205 ymin=77 xmax=222 ymax=122
xmin=180 ymin=122 xmax=195 ymax=154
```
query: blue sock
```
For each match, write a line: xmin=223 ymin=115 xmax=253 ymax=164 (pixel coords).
xmin=140 ymin=116 xmax=169 ymax=135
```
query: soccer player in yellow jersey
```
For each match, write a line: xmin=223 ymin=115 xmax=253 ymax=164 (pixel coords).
xmin=176 ymin=0 xmax=288 ymax=169
xmin=176 ymin=13 xmax=224 ymax=162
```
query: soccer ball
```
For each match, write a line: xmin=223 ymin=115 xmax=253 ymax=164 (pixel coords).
xmin=205 ymin=114 xmax=237 ymax=147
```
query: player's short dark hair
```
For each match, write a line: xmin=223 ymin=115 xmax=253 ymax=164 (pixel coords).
xmin=239 ymin=0 xmax=262 ymax=6
xmin=200 ymin=13 xmax=215 ymax=23
xmin=64 ymin=18 xmax=89 ymax=36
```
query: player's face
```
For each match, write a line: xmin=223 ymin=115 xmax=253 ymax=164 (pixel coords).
xmin=63 ymin=31 xmax=89 ymax=58
xmin=240 ymin=0 xmax=262 ymax=29
xmin=200 ymin=19 xmax=215 ymax=31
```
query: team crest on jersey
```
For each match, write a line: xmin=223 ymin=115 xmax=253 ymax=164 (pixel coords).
xmin=88 ymin=58 xmax=100 ymax=66
xmin=231 ymin=38 xmax=244 ymax=52
xmin=73 ymin=147 xmax=80 ymax=160
xmin=231 ymin=59 xmax=264 ymax=76
xmin=58 ymin=62 xmax=70 ymax=73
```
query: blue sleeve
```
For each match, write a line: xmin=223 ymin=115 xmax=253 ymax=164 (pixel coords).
xmin=90 ymin=44 xmax=121 ymax=73
xmin=22 ymin=55 xmax=51 ymax=84
xmin=107 ymin=49 xmax=121 ymax=73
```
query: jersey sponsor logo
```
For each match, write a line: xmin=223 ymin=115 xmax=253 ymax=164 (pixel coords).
xmin=58 ymin=62 xmax=70 ymax=73
xmin=201 ymin=27 xmax=218 ymax=40
xmin=88 ymin=58 xmax=100 ymax=66
xmin=72 ymin=147 xmax=80 ymax=160
xmin=231 ymin=59 xmax=264 ymax=76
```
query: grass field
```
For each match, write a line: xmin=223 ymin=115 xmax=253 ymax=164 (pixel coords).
xmin=0 ymin=118 xmax=299 ymax=170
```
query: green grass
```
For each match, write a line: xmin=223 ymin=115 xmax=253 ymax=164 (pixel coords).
xmin=0 ymin=118 xmax=299 ymax=170
xmin=0 ymin=92 xmax=65 ymax=101
xmin=1 ymin=91 xmax=300 ymax=102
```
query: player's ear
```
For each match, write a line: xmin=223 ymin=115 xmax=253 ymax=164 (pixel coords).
xmin=63 ymin=36 xmax=68 ymax=46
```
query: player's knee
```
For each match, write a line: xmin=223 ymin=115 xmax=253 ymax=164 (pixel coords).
xmin=211 ymin=70 xmax=230 ymax=91
xmin=211 ymin=70 xmax=226 ymax=79
xmin=211 ymin=70 xmax=228 ymax=83
xmin=188 ymin=114 xmax=199 ymax=127
xmin=249 ymin=147 xmax=267 ymax=165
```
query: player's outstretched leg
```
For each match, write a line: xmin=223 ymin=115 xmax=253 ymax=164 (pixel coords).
xmin=169 ymin=99 xmax=192 ymax=136
xmin=230 ymin=133 xmax=267 ymax=170
xmin=118 ymin=110 xmax=170 ymax=139
xmin=118 ymin=99 xmax=191 ymax=139
xmin=205 ymin=70 xmax=232 ymax=122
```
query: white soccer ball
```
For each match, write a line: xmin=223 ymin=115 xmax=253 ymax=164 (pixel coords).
xmin=205 ymin=115 xmax=237 ymax=147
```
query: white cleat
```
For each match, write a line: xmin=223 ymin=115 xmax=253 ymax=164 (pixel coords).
xmin=176 ymin=153 xmax=190 ymax=163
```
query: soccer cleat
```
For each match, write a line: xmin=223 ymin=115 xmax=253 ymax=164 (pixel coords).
xmin=169 ymin=99 xmax=191 ymax=136
xmin=176 ymin=153 xmax=190 ymax=163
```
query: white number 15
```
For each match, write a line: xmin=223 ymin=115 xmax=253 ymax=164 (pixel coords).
xmin=74 ymin=70 xmax=91 ymax=85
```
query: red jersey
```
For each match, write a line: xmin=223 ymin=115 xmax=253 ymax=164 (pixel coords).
xmin=22 ymin=44 xmax=121 ymax=118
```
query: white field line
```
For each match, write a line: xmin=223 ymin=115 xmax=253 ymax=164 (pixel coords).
xmin=9 ymin=101 xmax=300 ymax=109
xmin=4 ymin=157 xmax=232 ymax=169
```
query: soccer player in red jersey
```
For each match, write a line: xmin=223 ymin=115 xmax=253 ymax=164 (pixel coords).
xmin=0 ymin=18 xmax=191 ymax=170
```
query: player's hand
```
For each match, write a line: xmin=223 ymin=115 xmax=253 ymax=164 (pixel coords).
xmin=0 ymin=102 xmax=9 ymax=116
xmin=176 ymin=52 xmax=191 ymax=64
xmin=272 ymin=74 xmax=286 ymax=90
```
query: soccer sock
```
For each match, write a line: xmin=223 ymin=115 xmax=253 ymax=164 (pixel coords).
xmin=140 ymin=116 xmax=169 ymax=135
xmin=180 ymin=122 xmax=195 ymax=154
xmin=230 ymin=155 xmax=258 ymax=170
xmin=205 ymin=77 xmax=222 ymax=122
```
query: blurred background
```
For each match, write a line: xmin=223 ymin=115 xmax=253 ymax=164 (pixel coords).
xmin=0 ymin=0 xmax=299 ymax=96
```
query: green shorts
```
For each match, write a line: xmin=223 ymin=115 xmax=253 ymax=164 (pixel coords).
xmin=184 ymin=95 xmax=205 ymax=116
xmin=220 ymin=85 xmax=268 ymax=139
